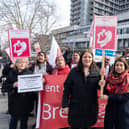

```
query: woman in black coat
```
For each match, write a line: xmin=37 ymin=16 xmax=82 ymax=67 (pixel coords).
xmin=6 ymin=57 xmax=34 ymax=129
xmin=100 ymin=57 xmax=129 ymax=129
xmin=62 ymin=50 xmax=102 ymax=129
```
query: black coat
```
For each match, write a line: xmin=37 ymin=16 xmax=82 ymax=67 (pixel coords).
xmin=62 ymin=67 xmax=100 ymax=128
xmin=6 ymin=68 xmax=34 ymax=117
xmin=104 ymin=93 xmax=129 ymax=129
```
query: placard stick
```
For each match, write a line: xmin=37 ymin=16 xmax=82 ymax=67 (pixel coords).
xmin=100 ymin=50 xmax=105 ymax=97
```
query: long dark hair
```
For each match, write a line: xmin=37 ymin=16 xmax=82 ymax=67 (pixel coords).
xmin=36 ymin=51 xmax=47 ymax=69
xmin=77 ymin=50 xmax=98 ymax=73
xmin=112 ymin=57 xmax=129 ymax=75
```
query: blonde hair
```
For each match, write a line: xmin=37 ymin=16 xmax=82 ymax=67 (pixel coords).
xmin=15 ymin=57 xmax=29 ymax=64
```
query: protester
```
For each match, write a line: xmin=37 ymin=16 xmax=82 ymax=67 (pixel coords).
xmin=1 ymin=61 xmax=15 ymax=92
xmin=30 ymin=51 xmax=52 ymax=74
xmin=0 ymin=61 xmax=15 ymax=114
xmin=96 ymin=56 xmax=112 ymax=78
xmin=70 ymin=52 xmax=80 ymax=69
xmin=62 ymin=50 xmax=103 ymax=129
xmin=29 ymin=51 xmax=52 ymax=129
xmin=52 ymin=55 xmax=70 ymax=75
xmin=63 ymin=47 xmax=73 ymax=67
xmin=100 ymin=57 xmax=129 ymax=129
xmin=6 ymin=57 xmax=34 ymax=129
xmin=104 ymin=57 xmax=112 ymax=77
xmin=52 ymin=55 xmax=70 ymax=129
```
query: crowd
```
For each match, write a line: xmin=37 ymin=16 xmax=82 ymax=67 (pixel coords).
xmin=0 ymin=47 xmax=129 ymax=129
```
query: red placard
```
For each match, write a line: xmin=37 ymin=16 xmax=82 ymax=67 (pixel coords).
xmin=95 ymin=26 xmax=116 ymax=50
xmin=8 ymin=29 xmax=31 ymax=57
xmin=93 ymin=90 xmax=107 ymax=127
xmin=11 ymin=38 xmax=30 ymax=57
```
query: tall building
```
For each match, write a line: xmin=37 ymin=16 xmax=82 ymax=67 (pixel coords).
xmin=53 ymin=0 xmax=129 ymax=53
xmin=119 ymin=0 xmax=129 ymax=12
xmin=70 ymin=0 xmax=129 ymax=26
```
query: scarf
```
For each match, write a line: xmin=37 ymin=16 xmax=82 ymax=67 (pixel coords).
xmin=34 ymin=62 xmax=46 ymax=75
xmin=106 ymin=70 xmax=129 ymax=94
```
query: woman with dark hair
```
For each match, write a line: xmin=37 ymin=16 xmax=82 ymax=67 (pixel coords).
xmin=100 ymin=57 xmax=129 ymax=129
xmin=30 ymin=51 xmax=52 ymax=74
xmin=29 ymin=51 xmax=53 ymax=129
xmin=62 ymin=50 xmax=103 ymax=129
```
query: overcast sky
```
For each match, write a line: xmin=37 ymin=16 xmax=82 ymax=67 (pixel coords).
xmin=49 ymin=0 xmax=71 ymax=29
xmin=1 ymin=0 xmax=71 ymax=48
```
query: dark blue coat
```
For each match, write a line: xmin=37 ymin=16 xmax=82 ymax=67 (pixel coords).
xmin=104 ymin=93 xmax=129 ymax=129
xmin=62 ymin=67 xmax=100 ymax=128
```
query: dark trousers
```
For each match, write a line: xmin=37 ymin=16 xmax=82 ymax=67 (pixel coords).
xmin=9 ymin=115 xmax=28 ymax=129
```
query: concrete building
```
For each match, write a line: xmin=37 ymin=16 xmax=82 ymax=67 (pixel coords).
xmin=53 ymin=0 xmax=129 ymax=52
xmin=70 ymin=0 xmax=129 ymax=26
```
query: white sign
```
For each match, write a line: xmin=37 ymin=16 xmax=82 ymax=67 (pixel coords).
xmin=18 ymin=74 xmax=43 ymax=93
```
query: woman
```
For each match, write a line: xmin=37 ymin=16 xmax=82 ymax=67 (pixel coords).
xmin=6 ymin=57 xmax=34 ymax=129
xmin=101 ymin=57 xmax=129 ymax=129
xmin=30 ymin=51 xmax=52 ymax=74
xmin=29 ymin=51 xmax=52 ymax=129
xmin=62 ymin=50 xmax=101 ymax=129
xmin=52 ymin=55 xmax=70 ymax=75
xmin=70 ymin=52 xmax=80 ymax=69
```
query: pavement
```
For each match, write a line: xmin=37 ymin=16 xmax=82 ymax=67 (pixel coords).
xmin=0 ymin=93 xmax=35 ymax=129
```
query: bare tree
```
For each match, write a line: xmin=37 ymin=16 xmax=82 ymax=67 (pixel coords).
xmin=0 ymin=0 xmax=57 ymax=36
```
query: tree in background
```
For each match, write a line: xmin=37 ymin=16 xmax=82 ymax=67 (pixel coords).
xmin=0 ymin=0 xmax=57 ymax=48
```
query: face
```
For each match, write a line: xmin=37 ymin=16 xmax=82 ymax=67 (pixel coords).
xmin=56 ymin=57 xmax=65 ymax=69
xmin=16 ymin=58 xmax=28 ymax=71
xmin=82 ymin=52 xmax=93 ymax=68
xmin=115 ymin=61 xmax=125 ymax=74
xmin=72 ymin=53 xmax=80 ymax=64
xmin=105 ymin=58 xmax=110 ymax=66
xmin=37 ymin=53 xmax=46 ymax=63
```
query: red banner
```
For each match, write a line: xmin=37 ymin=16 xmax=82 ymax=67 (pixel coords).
xmin=93 ymin=90 xmax=107 ymax=127
xmin=38 ymin=75 xmax=107 ymax=129
xmin=38 ymin=75 xmax=69 ymax=129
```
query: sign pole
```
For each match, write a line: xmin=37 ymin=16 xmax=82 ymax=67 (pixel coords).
xmin=100 ymin=50 xmax=105 ymax=97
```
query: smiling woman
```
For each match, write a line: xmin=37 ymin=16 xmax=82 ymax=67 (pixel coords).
xmin=62 ymin=50 xmax=101 ymax=129
xmin=5 ymin=57 xmax=34 ymax=129
xmin=102 ymin=57 xmax=129 ymax=129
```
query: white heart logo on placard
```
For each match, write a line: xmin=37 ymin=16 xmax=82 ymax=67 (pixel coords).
xmin=97 ymin=29 xmax=112 ymax=48
xmin=13 ymin=40 xmax=27 ymax=56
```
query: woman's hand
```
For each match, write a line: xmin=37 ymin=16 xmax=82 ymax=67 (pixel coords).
xmin=63 ymin=107 xmax=69 ymax=114
xmin=99 ymin=79 xmax=105 ymax=88
xmin=100 ymin=95 xmax=109 ymax=100
xmin=13 ymin=82 xmax=18 ymax=87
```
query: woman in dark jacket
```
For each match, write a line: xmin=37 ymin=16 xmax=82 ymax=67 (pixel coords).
xmin=29 ymin=51 xmax=52 ymax=74
xmin=7 ymin=57 xmax=34 ymax=129
xmin=100 ymin=57 xmax=129 ymax=129
xmin=62 ymin=50 xmax=102 ymax=129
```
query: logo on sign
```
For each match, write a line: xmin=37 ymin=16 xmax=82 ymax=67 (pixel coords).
xmin=13 ymin=40 xmax=27 ymax=56
xmin=97 ymin=29 xmax=112 ymax=48
xmin=11 ymin=38 xmax=30 ymax=57
xmin=95 ymin=26 xmax=115 ymax=50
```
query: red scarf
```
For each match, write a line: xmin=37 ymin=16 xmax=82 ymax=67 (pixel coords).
xmin=106 ymin=70 xmax=129 ymax=94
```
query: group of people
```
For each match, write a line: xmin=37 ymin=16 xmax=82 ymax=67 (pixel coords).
xmin=1 ymin=48 xmax=129 ymax=129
